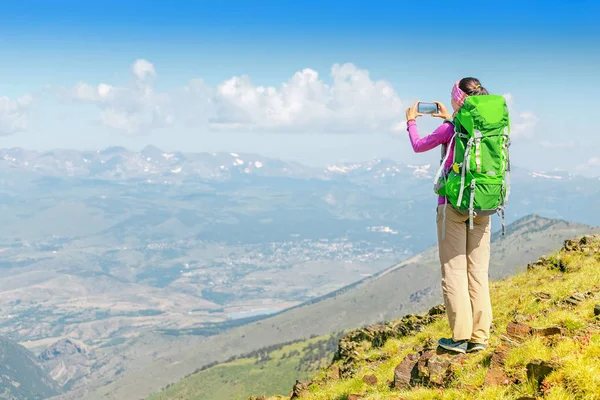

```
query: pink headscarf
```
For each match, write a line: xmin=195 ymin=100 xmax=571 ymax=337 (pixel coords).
xmin=451 ymin=80 xmax=468 ymax=107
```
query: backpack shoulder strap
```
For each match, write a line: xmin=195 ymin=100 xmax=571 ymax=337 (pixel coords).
xmin=432 ymin=121 xmax=456 ymax=188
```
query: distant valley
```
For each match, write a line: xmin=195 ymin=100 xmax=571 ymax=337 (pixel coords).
xmin=0 ymin=146 xmax=599 ymax=398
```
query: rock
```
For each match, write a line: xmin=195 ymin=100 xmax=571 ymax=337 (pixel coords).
xmin=423 ymin=337 xmax=437 ymax=351
xmin=594 ymin=304 xmax=600 ymax=317
xmin=484 ymin=344 xmax=511 ymax=386
xmin=342 ymin=324 xmax=396 ymax=348
xmin=339 ymin=362 xmax=358 ymax=379
xmin=394 ymin=353 xmax=419 ymax=389
xmin=531 ymin=326 xmax=563 ymax=337
xmin=565 ymin=293 xmax=586 ymax=306
xmin=527 ymin=259 xmax=546 ymax=271
xmin=563 ymin=235 xmax=600 ymax=253
xmin=428 ymin=304 xmax=446 ymax=316
xmin=333 ymin=338 xmax=362 ymax=378
xmin=506 ymin=322 xmax=532 ymax=339
xmin=337 ymin=314 xmax=442 ymax=355
xmin=290 ymin=380 xmax=310 ymax=399
xmin=362 ymin=374 xmax=378 ymax=386
xmin=532 ymin=291 xmax=551 ymax=301
xmin=412 ymin=344 xmax=424 ymax=353
xmin=563 ymin=238 xmax=578 ymax=252
xmin=367 ymin=325 xmax=396 ymax=348
xmin=39 ymin=338 xmax=93 ymax=361
xmin=416 ymin=350 xmax=436 ymax=381
xmin=490 ymin=347 xmax=509 ymax=366
xmin=427 ymin=354 xmax=452 ymax=385
xmin=333 ymin=340 xmax=361 ymax=363
xmin=526 ymin=359 xmax=558 ymax=387
xmin=484 ymin=367 xmax=511 ymax=386
xmin=39 ymin=338 xmax=95 ymax=387
xmin=390 ymin=314 xmax=440 ymax=337
xmin=514 ymin=314 xmax=529 ymax=323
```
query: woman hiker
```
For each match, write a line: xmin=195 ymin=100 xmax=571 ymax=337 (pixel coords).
xmin=405 ymin=77 xmax=492 ymax=354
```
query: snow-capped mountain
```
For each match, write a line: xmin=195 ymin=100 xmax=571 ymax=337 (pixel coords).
xmin=0 ymin=146 xmax=439 ymax=185
xmin=0 ymin=146 xmax=594 ymax=194
xmin=0 ymin=146 xmax=319 ymax=182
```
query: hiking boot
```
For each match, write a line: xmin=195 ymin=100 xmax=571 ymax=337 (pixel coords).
xmin=467 ymin=342 xmax=487 ymax=353
xmin=437 ymin=338 xmax=468 ymax=354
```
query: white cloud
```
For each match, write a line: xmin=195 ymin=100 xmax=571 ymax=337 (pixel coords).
xmin=131 ymin=59 xmax=156 ymax=82
xmin=0 ymin=94 xmax=33 ymax=136
xmin=58 ymin=62 xmax=536 ymax=138
xmin=503 ymin=93 xmax=539 ymax=138
xmin=210 ymin=63 xmax=404 ymax=133
xmin=67 ymin=61 xmax=404 ymax=135
xmin=69 ymin=59 xmax=173 ymax=135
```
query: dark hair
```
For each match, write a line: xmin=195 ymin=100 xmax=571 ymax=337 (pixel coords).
xmin=458 ymin=77 xmax=488 ymax=96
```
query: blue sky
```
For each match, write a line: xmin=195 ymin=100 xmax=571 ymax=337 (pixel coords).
xmin=0 ymin=0 xmax=599 ymax=174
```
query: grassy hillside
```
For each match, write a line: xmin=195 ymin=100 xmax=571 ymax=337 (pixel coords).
xmin=262 ymin=234 xmax=600 ymax=399
xmin=84 ymin=215 xmax=600 ymax=400
xmin=147 ymin=334 xmax=343 ymax=400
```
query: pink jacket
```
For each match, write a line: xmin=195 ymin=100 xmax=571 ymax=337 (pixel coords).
xmin=406 ymin=120 xmax=455 ymax=205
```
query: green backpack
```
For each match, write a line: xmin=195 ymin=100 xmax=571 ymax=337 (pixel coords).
xmin=434 ymin=94 xmax=511 ymax=234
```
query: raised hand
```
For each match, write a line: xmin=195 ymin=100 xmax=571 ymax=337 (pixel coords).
xmin=432 ymin=101 xmax=452 ymax=120
xmin=405 ymin=100 xmax=423 ymax=122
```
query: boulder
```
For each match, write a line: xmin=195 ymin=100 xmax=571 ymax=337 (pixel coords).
xmin=393 ymin=353 xmax=419 ymax=389
xmin=290 ymin=380 xmax=311 ymax=399
xmin=484 ymin=345 xmax=512 ymax=386
xmin=427 ymin=304 xmax=446 ymax=316
xmin=565 ymin=293 xmax=586 ymax=306
xmin=416 ymin=350 xmax=436 ymax=381
xmin=531 ymin=326 xmax=563 ymax=337
xmin=506 ymin=322 xmax=532 ymax=339
xmin=490 ymin=347 xmax=509 ymax=366
xmin=526 ymin=359 xmax=558 ymax=387
xmin=427 ymin=354 xmax=452 ymax=386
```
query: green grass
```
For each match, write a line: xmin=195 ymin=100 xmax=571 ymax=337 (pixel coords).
xmin=260 ymin=235 xmax=600 ymax=400
xmin=147 ymin=335 xmax=342 ymax=400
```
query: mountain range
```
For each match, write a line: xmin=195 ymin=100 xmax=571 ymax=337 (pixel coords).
xmin=0 ymin=145 xmax=591 ymax=186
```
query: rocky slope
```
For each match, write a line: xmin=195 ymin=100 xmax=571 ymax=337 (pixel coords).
xmin=258 ymin=235 xmax=600 ymax=400
xmin=0 ymin=336 xmax=61 ymax=399
xmin=144 ymin=216 xmax=599 ymax=400
xmin=38 ymin=339 xmax=95 ymax=389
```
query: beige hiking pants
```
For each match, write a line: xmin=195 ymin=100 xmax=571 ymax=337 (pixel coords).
xmin=436 ymin=204 xmax=493 ymax=344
